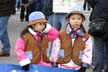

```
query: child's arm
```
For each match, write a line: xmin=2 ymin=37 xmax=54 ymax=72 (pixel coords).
xmin=50 ymin=38 xmax=61 ymax=62
xmin=81 ymin=36 xmax=93 ymax=67
xmin=15 ymin=38 xmax=30 ymax=66
xmin=43 ymin=23 xmax=59 ymax=41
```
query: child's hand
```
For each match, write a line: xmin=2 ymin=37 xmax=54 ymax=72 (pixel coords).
xmin=22 ymin=64 xmax=29 ymax=71
xmin=82 ymin=63 xmax=90 ymax=68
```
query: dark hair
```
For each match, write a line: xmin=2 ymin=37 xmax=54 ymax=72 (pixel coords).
xmin=81 ymin=24 xmax=86 ymax=33
xmin=21 ymin=25 xmax=32 ymax=37
xmin=20 ymin=23 xmax=47 ymax=37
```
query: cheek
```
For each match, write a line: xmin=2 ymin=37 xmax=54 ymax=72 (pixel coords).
xmin=33 ymin=26 xmax=38 ymax=31
xmin=77 ymin=19 xmax=83 ymax=23
xmin=69 ymin=19 xmax=74 ymax=23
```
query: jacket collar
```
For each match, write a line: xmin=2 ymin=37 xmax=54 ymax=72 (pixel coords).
xmin=28 ymin=27 xmax=37 ymax=35
xmin=66 ymin=24 xmax=84 ymax=36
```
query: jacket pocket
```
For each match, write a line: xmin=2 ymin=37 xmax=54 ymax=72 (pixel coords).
xmin=58 ymin=49 xmax=64 ymax=58
xmin=25 ymin=51 xmax=33 ymax=60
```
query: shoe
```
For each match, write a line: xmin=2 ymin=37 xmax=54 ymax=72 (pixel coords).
xmin=0 ymin=52 xmax=10 ymax=57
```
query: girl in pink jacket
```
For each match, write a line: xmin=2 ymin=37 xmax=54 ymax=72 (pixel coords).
xmin=15 ymin=11 xmax=59 ymax=71
xmin=50 ymin=7 xmax=93 ymax=72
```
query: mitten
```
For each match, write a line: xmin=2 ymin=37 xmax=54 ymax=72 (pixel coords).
xmin=22 ymin=64 xmax=29 ymax=71
xmin=82 ymin=63 xmax=90 ymax=68
xmin=51 ymin=62 xmax=58 ymax=67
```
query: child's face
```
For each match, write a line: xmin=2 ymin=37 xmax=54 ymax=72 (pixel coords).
xmin=32 ymin=23 xmax=46 ymax=32
xmin=68 ymin=14 xmax=83 ymax=29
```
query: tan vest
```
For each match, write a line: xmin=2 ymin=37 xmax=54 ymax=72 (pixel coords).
xmin=57 ymin=29 xmax=89 ymax=66
xmin=22 ymin=32 xmax=51 ymax=64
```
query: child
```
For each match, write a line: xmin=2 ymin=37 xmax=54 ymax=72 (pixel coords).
xmin=15 ymin=11 xmax=59 ymax=71
xmin=50 ymin=7 xmax=93 ymax=72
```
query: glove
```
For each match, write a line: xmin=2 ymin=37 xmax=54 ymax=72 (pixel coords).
xmin=82 ymin=63 xmax=90 ymax=68
xmin=22 ymin=64 xmax=29 ymax=71
xmin=51 ymin=62 xmax=58 ymax=67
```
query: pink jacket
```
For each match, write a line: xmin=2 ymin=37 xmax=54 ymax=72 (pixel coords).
xmin=15 ymin=24 xmax=59 ymax=66
xmin=50 ymin=26 xmax=93 ymax=70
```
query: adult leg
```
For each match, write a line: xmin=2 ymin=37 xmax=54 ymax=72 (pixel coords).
xmin=87 ymin=2 xmax=91 ymax=11
xmin=16 ymin=0 xmax=19 ymax=10
xmin=46 ymin=14 xmax=54 ymax=26
xmin=20 ymin=6 xmax=25 ymax=21
xmin=52 ymin=14 xmax=59 ymax=30
xmin=104 ymin=38 xmax=108 ymax=72
xmin=83 ymin=0 xmax=86 ymax=10
xmin=17 ymin=0 xmax=20 ymax=10
xmin=93 ymin=37 xmax=105 ymax=72
xmin=0 ymin=16 xmax=11 ymax=56
xmin=59 ymin=13 xmax=67 ymax=30
xmin=25 ymin=6 xmax=29 ymax=21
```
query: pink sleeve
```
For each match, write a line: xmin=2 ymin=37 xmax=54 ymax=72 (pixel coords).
xmin=15 ymin=38 xmax=26 ymax=61
xmin=50 ymin=38 xmax=61 ymax=62
xmin=47 ymin=27 xmax=59 ymax=41
xmin=82 ymin=37 xmax=93 ymax=65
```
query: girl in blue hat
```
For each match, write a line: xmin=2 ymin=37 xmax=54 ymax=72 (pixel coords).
xmin=15 ymin=11 xmax=59 ymax=71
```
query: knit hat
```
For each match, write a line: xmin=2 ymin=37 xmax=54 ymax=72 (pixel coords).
xmin=66 ymin=7 xmax=85 ymax=20
xmin=28 ymin=11 xmax=47 ymax=26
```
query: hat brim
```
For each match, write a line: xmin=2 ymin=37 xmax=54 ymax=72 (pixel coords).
xmin=66 ymin=12 xmax=85 ymax=20
xmin=28 ymin=18 xmax=47 ymax=25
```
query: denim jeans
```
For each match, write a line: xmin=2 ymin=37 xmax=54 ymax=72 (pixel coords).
xmin=20 ymin=6 xmax=29 ymax=21
xmin=93 ymin=37 xmax=108 ymax=72
xmin=16 ymin=0 xmax=20 ymax=8
xmin=46 ymin=14 xmax=54 ymax=26
xmin=0 ymin=16 xmax=11 ymax=53
xmin=52 ymin=13 xmax=67 ymax=31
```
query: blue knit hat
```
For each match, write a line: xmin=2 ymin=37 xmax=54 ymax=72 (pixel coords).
xmin=28 ymin=11 xmax=47 ymax=25
xmin=66 ymin=7 xmax=85 ymax=20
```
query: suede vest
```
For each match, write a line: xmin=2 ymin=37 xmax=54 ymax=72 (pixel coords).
xmin=57 ymin=29 xmax=89 ymax=66
xmin=22 ymin=32 xmax=51 ymax=64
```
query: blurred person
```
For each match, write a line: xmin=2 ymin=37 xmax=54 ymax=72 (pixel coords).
xmin=52 ymin=0 xmax=78 ymax=31
xmin=20 ymin=0 xmax=30 ymax=21
xmin=0 ymin=0 xmax=16 ymax=56
xmin=87 ymin=0 xmax=108 ymax=72
xmin=41 ymin=0 xmax=54 ymax=26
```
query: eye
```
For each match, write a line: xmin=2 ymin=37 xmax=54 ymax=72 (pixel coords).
xmin=77 ymin=18 xmax=81 ymax=20
xmin=40 ymin=23 xmax=45 ymax=26
xmin=71 ymin=18 xmax=75 ymax=20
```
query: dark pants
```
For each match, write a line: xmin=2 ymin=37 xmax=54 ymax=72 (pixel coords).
xmin=83 ymin=0 xmax=91 ymax=10
xmin=93 ymin=37 xmax=108 ymax=72
xmin=20 ymin=6 xmax=29 ymax=21
xmin=79 ymin=67 xmax=86 ymax=72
